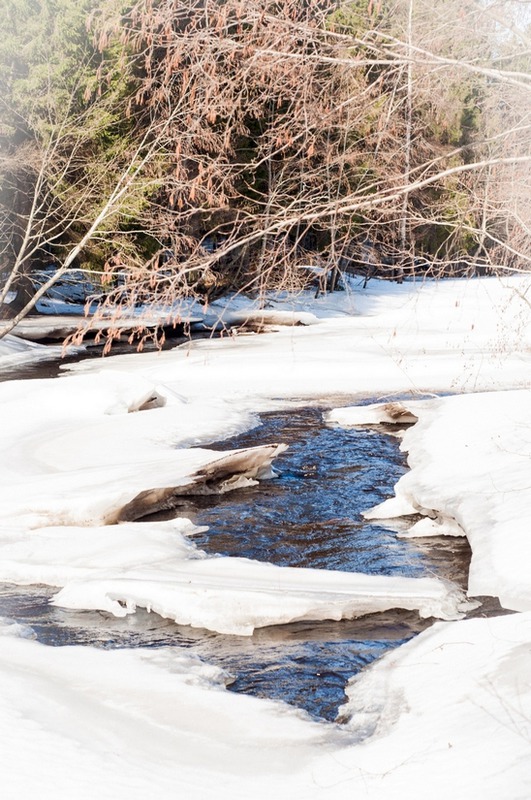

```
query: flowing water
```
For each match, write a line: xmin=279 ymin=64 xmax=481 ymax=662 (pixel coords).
xmin=0 ymin=401 xmax=474 ymax=722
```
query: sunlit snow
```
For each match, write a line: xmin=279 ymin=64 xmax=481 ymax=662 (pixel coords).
xmin=0 ymin=274 xmax=530 ymax=798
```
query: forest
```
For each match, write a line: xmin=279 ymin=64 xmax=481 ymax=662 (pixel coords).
xmin=1 ymin=0 xmax=530 ymax=336
xmin=1 ymin=4 xmax=531 ymax=797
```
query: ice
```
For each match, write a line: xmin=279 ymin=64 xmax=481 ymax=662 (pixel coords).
xmin=0 ymin=332 xmax=66 ymax=368
xmin=64 ymin=276 xmax=531 ymax=400
xmin=397 ymin=515 xmax=466 ymax=538
xmin=336 ymin=390 xmax=531 ymax=611
xmin=336 ymin=611 xmax=531 ymax=799
xmin=0 ymin=518 xmax=471 ymax=634
xmin=0 ymin=274 xmax=530 ymax=797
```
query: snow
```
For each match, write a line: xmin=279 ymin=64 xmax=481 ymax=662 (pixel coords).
xmin=0 ymin=332 xmax=66 ymax=369
xmin=0 ymin=370 xmax=469 ymax=631
xmin=0 ymin=520 xmax=471 ymax=635
xmin=65 ymin=275 xmax=531 ymax=400
xmin=12 ymin=310 xmax=203 ymax=341
xmin=0 ymin=370 xmax=261 ymax=528
xmin=1 ymin=611 xmax=530 ymax=800
xmin=336 ymin=610 xmax=531 ymax=799
xmin=0 ymin=618 xmax=344 ymax=800
xmin=206 ymin=307 xmax=320 ymax=329
xmin=0 ymin=273 xmax=530 ymax=797
xmin=331 ymin=390 xmax=531 ymax=612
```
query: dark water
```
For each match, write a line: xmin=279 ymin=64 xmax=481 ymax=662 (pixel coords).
xmin=0 ymin=581 xmax=432 ymax=721
xmin=0 ymin=334 xmax=191 ymax=383
xmin=184 ymin=409 xmax=470 ymax=583
xmin=0 ymin=405 xmax=475 ymax=722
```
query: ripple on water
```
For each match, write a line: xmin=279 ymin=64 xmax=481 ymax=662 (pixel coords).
xmin=0 ymin=405 xmax=475 ymax=722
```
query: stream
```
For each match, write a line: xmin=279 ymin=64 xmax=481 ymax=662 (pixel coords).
xmin=0 ymin=394 xmax=474 ymax=722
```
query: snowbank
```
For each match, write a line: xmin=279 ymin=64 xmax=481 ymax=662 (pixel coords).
xmin=334 ymin=610 xmax=531 ymax=799
xmin=1 ymin=611 xmax=530 ymax=800
xmin=0 ymin=520 xmax=470 ymax=635
xmin=0 ymin=370 xmax=260 ymax=528
xmin=0 ymin=332 xmax=65 ymax=369
xmin=0 ymin=618 xmax=343 ymax=800
xmin=330 ymin=390 xmax=531 ymax=611
xmin=66 ymin=275 xmax=531 ymax=399
xmin=1 ymin=274 xmax=530 ymax=798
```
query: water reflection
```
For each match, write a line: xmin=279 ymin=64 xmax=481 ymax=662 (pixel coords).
xmin=0 ymin=582 xmax=430 ymax=721
xmin=182 ymin=409 xmax=471 ymax=583
xmin=0 ymin=406 xmax=475 ymax=721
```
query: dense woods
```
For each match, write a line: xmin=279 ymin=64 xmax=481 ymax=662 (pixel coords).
xmin=1 ymin=0 xmax=530 ymax=335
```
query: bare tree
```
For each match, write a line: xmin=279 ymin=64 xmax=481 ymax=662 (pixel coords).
xmin=1 ymin=0 xmax=529 ymax=346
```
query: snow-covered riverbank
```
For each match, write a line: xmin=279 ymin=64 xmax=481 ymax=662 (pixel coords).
xmin=0 ymin=275 xmax=530 ymax=798
xmin=329 ymin=389 xmax=531 ymax=612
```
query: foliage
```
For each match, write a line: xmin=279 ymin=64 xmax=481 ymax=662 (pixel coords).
xmin=1 ymin=0 xmax=530 ymax=341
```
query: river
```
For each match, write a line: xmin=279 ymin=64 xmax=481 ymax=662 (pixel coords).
xmin=0 ymin=354 xmax=475 ymax=720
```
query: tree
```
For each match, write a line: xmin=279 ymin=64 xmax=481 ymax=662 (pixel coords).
xmin=99 ymin=0 xmax=530 ymax=303
xmin=1 ymin=0 xmax=529 ymax=345
xmin=0 ymin=0 xmax=154 ymax=336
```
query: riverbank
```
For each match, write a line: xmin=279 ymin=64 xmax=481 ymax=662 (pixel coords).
xmin=0 ymin=274 xmax=530 ymax=799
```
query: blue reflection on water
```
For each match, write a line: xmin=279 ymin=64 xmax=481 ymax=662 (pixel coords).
xmin=0 ymin=406 xmax=471 ymax=722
